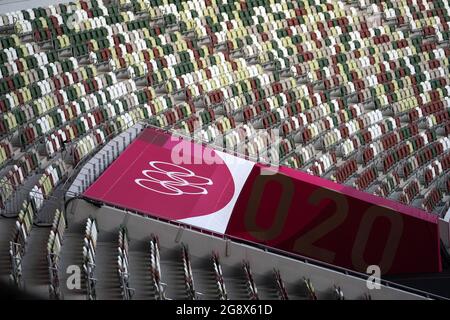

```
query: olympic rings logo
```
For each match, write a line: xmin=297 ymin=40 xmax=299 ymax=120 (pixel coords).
xmin=135 ymin=161 xmax=213 ymax=196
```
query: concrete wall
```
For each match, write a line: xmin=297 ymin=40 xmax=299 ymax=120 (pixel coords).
xmin=67 ymin=198 xmax=431 ymax=300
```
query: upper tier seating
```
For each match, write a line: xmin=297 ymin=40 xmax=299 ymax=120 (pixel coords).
xmin=0 ymin=0 xmax=448 ymax=229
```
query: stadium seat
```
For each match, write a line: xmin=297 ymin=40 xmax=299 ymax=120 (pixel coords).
xmin=181 ymin=243 xmax=196 ymax=300
xmin=117 ymin=226 xmax=134 ymax=300
xmin=212 ymin=252 xmax=227 ymax=300
xmin=274 ymin=269 xmax=289 ymax=300
xmin=0 ymin=0 xmax=450 ymax=300
xmin=47 ymin=209 xmax=66 ymax=299
xmin=149 ymin=234 xmax=164 ymax=300
xmin=9 ymin=200 xmax=34 ymax=287
xmin=242 ymin=260 xmax=258 ymax=300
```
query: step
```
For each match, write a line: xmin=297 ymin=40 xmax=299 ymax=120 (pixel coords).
xmin=127 ymin=250 xmax=155 ymax=300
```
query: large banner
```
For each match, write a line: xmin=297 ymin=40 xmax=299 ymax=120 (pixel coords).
xmin=84 ymin=128 xmax=442 ymax=274
xmin=83 ymin=128 xmax=255 ymax=234
xmin=226 ymin=165 xmax=441 ymax=275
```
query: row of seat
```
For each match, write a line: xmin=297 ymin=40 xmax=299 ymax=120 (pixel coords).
xmin=4 ymin=199 xmax=386 ymax=300
xmin=307 ymin=152 xmax=337 ymax=176
xmin=2 ymin=0 xmax=448 ymax=300
xmin=13 ymin=148 xmax=39 ymax=181
xmin=273 ymin=269 xmax=289 ymax=300
xmin=0 ymin=140 xmax=13 ymax=167
xmin=34 ymin=3 xmax=436 ymax=191
xmin=0 ymin=57 xmax=87 ymax=100
xmin=242 ymin=260 xmax=259 ymax=300
xmin=66 ymin=123 xmax=144 ymax=196
xmin=331 ymin=158 xmax=358 ymax=183
xmin=41 ymin=98 xmax=141 ymax=157
xmin=378 ymin=131 xmax=434 ymax=173
xmin=0 ymin=164 xmax=26 ymax=209
xmin=9 ymin=200 xmax=34 ymax=287
xmin=421 ymin=159 xmax=446 ymax=187
xmin=303 ymin=277 xmax=318 ymax=300
xmin=353 ymin=165 xmax=378 ymax=191
xmin=29 ymin=159 xmax=66 ymax=212
xmin=421 ymin=186 xmax=444 ymax=213
xmin=0 ymin=0 xmax=448 ymax=216
xmin=181 ymin=243 xmax=196 ymax=300
xmin=401 ymin=136 xmax=449 ymax=179
xmin=117 ymin=226 xmax=134 ymax=300
xmin=212 ymin=252 xmax=227 ymax=300
xmin=0 ymin=150 xmax=39 ymax=209
xmin=260 ymin=24 xmax=442 ymax=91
xmin=398 ymin=179 xmax=421 ymax=204
xmin=375 ymin=0 xmax=449 ymax=37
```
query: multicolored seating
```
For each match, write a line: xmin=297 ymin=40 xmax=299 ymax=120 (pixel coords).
xmin=0 ymin=0 xmax=449 ymax=219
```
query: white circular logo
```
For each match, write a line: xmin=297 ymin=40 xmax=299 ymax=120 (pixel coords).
xmin=135 ymin=161 xmax=213 ymax=196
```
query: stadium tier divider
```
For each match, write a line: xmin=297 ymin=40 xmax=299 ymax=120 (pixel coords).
xmin=117 ymin=226 xmax=135 ymax=300
xmin=9 ymin=199 xmax=34 ymax=288
xmin=83 ymin=217 xmax=98 ymax=300
xmin=212 ymin=252 xmax=227 ymax=300
xmin=66 ymin=122 xmax=144 ymax=197
xmin=149 ymin=234 xmax=165 ymax=300
xmin=47 ymin=208 xmax=66 ymax=299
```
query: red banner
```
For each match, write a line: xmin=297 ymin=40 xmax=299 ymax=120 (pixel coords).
xmin=226 ymin=164 xmax=442 ymax=275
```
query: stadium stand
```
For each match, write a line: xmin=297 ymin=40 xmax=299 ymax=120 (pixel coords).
xmin=0 ymin=0 xmax=448 ymax=299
